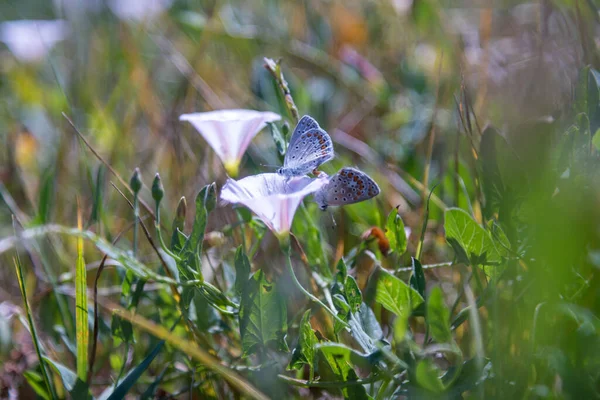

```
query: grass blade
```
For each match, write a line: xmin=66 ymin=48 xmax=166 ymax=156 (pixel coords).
xmin=14 ymin=255 xmax=58 ymax=400
xmin=76 ymin=206 xmax=89 ymax=383
xmin=106 ymin=339 xmax=166 ymax=400
xmin=103 ymin=301 xmax=269 ymax=400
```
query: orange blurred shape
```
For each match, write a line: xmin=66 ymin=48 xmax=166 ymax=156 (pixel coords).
xmin=14 ymin=129 xmax=38 ymax=170
xmin=361 ymin=226 xmax=390 ymax=256
xmin=330 ymin=3 xmax=368 ymax=50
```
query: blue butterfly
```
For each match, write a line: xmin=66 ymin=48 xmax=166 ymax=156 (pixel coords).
xmin=315 ymin=167 xmax=380 ymax=210
xmin=277 ymin=115 xmax=334 ymax=177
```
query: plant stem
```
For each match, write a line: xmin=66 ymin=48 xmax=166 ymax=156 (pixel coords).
xmin=264 ymin=57 xmax=299 ymax=123
xmin=282 ymin=242 xmax=349 ymax=328
xmin=132 ymin=195 xmax=139 ymax=256
xmin=14 ymin=255 xmax=58 ymax=400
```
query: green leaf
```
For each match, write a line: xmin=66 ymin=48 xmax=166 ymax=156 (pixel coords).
xmin=239 ymin=270 xmax=288 ymax=356
xmin=332 ymin=294 xmax=351 ymax=334
xmin=170 ymin=196 xmax=187 ymax=253
xmin=42 ymin=356 xmax=77 ymax=392
xmin=268 ymin=121 xmax=286 ymax=157
xmin=14 ymin=256 xmax=57 ymax=400
xmin=348 ymin=303 xmax=383 ymax=353
xmin=344 ymin=276 xmax=362 ymax=313
xmin=234 ymin=246 xmax=251 ymax=295
xmin=336 ymin=258 xmax=348 ymax=281
xmin=35 ymin=168 xmax=55 ymax=225
xmin=23 ymin=370 xmax=51 ymax=400
xmin=393 ymin=314 xmax=408 ymax=344
xmin=374 ymin=269 xmax=423 ymax=345
xmin=289 ymin=310 xmax=318 ymax=372
xmin=316 ymin=343 xmax=372 ymax=371
xmin=416 ymin=359 xmax=445 ymax=393
xmin=427 ymin=287 xmax=452 ymax=344
xmin=444 ymin=208 xmax=507 ymax=265
xmin=386 ymin=206 xmax=407 ymax=255
xmin=374 ymin=269 xmax=424 ymax=317
xmin=410 ymin=257 xmax=426 ymax=299
xmin=576 ymin=66 xmax=600 ymax=127
xmin=111 ymin=314 xmax=133 ymax=343
xmin=593 ymin=128 xmax=600 ymax=152
xmin=106 ymin=340 xmax=166 ymax=400
xmin=89 ymin=165 xmax=105 ymax=226
xmin=179 ymin=183 xmax=216 ymax=280
xmin=75 ymin=219 xmax=89 ymax=382
xmin=317 ymin=344 xmax=370 ymax=399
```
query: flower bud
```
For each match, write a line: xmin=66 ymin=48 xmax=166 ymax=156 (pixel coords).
xmin=152 ymin=173 xmax=164 ymax=204
xmin=129 ymin=168 xmax=142 ymax=194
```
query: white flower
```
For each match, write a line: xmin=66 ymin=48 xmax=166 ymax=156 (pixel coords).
xmin=220 ymin=173 xmax=327 ymax=238
xmin=108 ymin=0 xmax=173 ymax=22
xmin=180 ymin=109 xmax=281 ymax=177
xmin=0 ymin=20 xmax=69 ymax=63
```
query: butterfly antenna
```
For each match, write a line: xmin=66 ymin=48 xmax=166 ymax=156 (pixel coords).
xmin=260 ymin=163 xmax=280 ymax=169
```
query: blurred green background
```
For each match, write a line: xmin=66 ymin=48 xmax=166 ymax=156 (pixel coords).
xmin=1 ymin=0 xmax=600 ymax=398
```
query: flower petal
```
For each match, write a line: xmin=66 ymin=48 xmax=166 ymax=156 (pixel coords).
xmin=221 ymin=173 xmax=327 ymax=235
xmin=0 ymin=20 xmax=69 ymax=62
xmin=180 ymin=109 xmax=280 ymax=168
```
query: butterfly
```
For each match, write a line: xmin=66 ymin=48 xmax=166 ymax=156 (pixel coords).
xmin=315 ymin=167 xmax=380 ymax=210
xmin=276 ymin=115 xmax=334 ymax=178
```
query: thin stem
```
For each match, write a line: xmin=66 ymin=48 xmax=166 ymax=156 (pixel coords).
xmin=132 ymin=195 xmax=139 ymax=256
xmin=282 ymin=243 xmax=349 ymax=328
xmin=155 ymin=223 xmax=181 ymax=262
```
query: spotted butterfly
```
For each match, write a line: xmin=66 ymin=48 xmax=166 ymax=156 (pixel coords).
xmin=314 ymin=167 xmax=380 ymax=210
xmin=276 ymin=115 xmax=334 ymax=178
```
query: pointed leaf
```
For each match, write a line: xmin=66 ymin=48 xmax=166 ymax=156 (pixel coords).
xmin=43 ymin=356 xmax=77 ymax=392
xmin=386 ymin=206 xmax=407 ymax=255
xmin=416 ymin=359 xmax=445 ymax=393
xmin=374 ymin=269 xmax=423 ymax=317
xmin=239 ymin=270 xmax=288 ymax=356
xmin=106 ymin=340 xmax=166 ymax=400
xmin=410 ymin=257 xmax=426 ymax=299
xmin=267 ymin=121 xmax=286 ymax=157
xmin=179 ymin=183 xmax=216 ymax=280
xmin=289 ymin=310 xmax=317 ymax=371
xmin=444 ymin=208 xmax=508 ymax=265
xmin=344 ymin=276 xmax=362 ymax=313
xmin=234 ymin=246 xmax=251 ymax=295
xmin=427 ymin=287 xmax=452 ymax=344
xmin=75 ymin=211 xmax=89 ymax=382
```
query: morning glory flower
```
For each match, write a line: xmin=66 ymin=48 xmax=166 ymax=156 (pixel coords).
xmin=220 ymin=173 xmax=327 ymax=238
xmin=108 ymin=0 xmax=173 ymax=22
xmin=180 ymin=109 xmax=281 ymax=177
xmin=0 ymin=20 xmax=69 ymax=63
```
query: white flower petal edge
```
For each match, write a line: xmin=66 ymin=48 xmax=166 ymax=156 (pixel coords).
xmin=221 ymin=173 xmax=328 ymax=236
xmin=180 ymin=110 xmax=281 ymax=175
xmin=0 ymin=20 xmax=69 ymax=63
xmin=108 ymin=0 xmax=173 ymax=22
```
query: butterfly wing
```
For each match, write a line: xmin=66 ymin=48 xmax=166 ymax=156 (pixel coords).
xmin=321 ymin=168 xmax=380 ymax=207
xmin=283 ymin=119 xmax=334 ymax=175
xmin=285 ymin=115 xmax=321 ymax=168
xmin=288 ymin=115 xmax=320 ymax=149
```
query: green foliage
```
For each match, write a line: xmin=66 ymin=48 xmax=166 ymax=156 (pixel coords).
xmin=1 ymin=4 xmax=600 ymax=399
xmin=444 ymin=208 xmax=508 ymax=266
xmin=416 ymin=359 xmax=445 ymax=393
xmin=288 ymin=310 xmax=318 ymax=375
xmin=385 ymin=206 xmax=407 ymax=255
xmin=426 ymin=287 xmax=452 ymax=344
xmin=374 ymin=268 xmax=424 ymax=318
xmin=106 ymin=339 xmax=166 ymax=400
xmin=239 ymin=270 xmax=288 ymax=356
